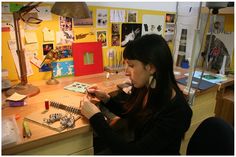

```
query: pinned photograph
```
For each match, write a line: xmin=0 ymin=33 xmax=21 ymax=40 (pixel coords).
xmin=56 ymin=45 xmax=72 ymax=58
xmin=166 ymin=14 xmax=175 ymax=23
xmin=111 ymin=23 xmax=120 ymax=46
xmin=60 ymin=16 xmax=72 ymax=31
xmin=43 ymin=43 xmax=53 ymax=56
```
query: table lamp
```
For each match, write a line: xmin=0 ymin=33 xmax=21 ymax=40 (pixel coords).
xmin=6 ymin=2 xmax=42 ymax=97
xmin=51 ymin=2 xmax=90 ymax=19
xmin=6 ymin=2 xmax=91 ymax=97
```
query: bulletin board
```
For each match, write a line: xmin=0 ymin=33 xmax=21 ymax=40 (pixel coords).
xmin=2 ymin=2 xmax=234 ymax=82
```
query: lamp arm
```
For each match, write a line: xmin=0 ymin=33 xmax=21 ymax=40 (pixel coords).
xmin=20 ymin=2 xmax=41 ymax=16
xmin=13 ymin=12 xmax=28 ymax=85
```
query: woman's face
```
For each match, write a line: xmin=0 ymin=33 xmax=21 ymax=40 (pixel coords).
xmin=125 ymin=59 xmax=153 ymax=88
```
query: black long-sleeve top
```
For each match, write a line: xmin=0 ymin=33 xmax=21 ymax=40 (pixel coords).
xmin=89 ymin=91 xmax=192 ymax=155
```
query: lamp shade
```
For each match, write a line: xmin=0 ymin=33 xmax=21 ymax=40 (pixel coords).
xmin=51 ymin=2 xmax=90 ymax=19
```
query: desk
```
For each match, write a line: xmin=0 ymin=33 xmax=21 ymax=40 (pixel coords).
xmin=215 ymin=75 xmax=234 ymax=126
xmin=2 ymin=72 xmax=128 ymax=155
xmin=175 ymin=68 xmax=234 ymax=154
xmin=2 ymin=70 xmax=228 ymax=155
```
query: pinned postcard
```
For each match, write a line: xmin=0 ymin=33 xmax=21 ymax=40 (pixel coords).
xmin=31 ymin=56 xmax=43 ymax=68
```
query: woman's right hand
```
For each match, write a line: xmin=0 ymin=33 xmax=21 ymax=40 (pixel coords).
xmin=87 ymin=84 xmax=110 ymax=103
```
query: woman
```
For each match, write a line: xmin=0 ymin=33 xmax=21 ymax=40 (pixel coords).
xmin=81 ymin=34 xmax=192 ymax=155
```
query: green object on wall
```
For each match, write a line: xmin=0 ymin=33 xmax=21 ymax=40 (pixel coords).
xmin=10 ymin=3 xmax=23 ymax=12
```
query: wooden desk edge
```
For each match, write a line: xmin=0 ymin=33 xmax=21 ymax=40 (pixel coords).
xmin=2 ymin=125 xmax=92 ymax=155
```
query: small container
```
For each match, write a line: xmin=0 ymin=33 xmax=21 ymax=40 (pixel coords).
xmin=45 ymin=99 xmax=49 ymax=110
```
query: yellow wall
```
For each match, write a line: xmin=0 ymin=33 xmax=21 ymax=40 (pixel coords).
xmin=2 ymin=2 xmax=175 ymax=82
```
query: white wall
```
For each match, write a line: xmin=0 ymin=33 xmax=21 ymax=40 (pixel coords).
xmin=87 ymin=2 xmax=177 ymax=12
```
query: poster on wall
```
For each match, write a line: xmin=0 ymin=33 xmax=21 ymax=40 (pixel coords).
xmin=202 ymin=33 xmax=234 ymax=72
xmin=96 ymin=9 xmax=108 ymax=28
xmin=121 ymin=23 xmax=142 ymax=47
xmin=127 ymin=10 xmax=138 ymax=23
xmin=142 ymin=14 xmax=165 ymax=36
xmin=96 ymin=30 xmax=107 ymax=47
xmin=73 ymin=11 xmax=93 ymax=26
xmin=111 ymin=23 xmax=120 ymax=46
xmin=52 ymin=60 xmax=74 ymax=77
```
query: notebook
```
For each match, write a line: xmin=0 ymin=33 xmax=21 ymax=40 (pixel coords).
xmin=177 ymin=77 xmax=217 ymax=90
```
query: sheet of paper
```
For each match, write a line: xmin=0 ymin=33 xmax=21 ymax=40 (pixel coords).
xmin=10 ymin=49 xmax=34 ymax=78
xmin=37 ymin=6 xmax=52 ymax=21
xmin=6 ymin=92 xmax=27 ymax=101
xmin=8 ymin=40 xmax=17 ymax=50
xmin=25 ymin=32 xmax=37 ymax=44
xmin=10 ymin=31 xmax=16 ymax=40
xmin=43 ymin=28 xmax=54 ymax=41
xmin=24 ymin=43 xmax=38 ymax=51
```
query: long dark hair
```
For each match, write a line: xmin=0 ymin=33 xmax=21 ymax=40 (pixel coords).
xmin=122 ymin=34 xmax=184 ymax=122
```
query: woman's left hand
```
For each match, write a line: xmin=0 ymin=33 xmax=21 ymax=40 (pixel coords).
xmin=81 ymin=96 xmax=101 ymax=119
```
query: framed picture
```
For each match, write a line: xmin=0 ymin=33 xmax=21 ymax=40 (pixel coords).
xmin=72 ymin=42 xmax=103 ymax=76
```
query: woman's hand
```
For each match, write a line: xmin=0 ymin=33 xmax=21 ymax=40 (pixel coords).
xmin=81 ymin=96 xmax=101 ymax=119
xmin=87 ymin=84 xmax=110 ymax=103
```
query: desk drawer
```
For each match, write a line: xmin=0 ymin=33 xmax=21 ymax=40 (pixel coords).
xmin=18 ymin=130 xmax=93 ymax=155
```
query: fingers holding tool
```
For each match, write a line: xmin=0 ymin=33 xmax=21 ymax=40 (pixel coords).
xmin=86 ymin=88 xmax=96 ymax=99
